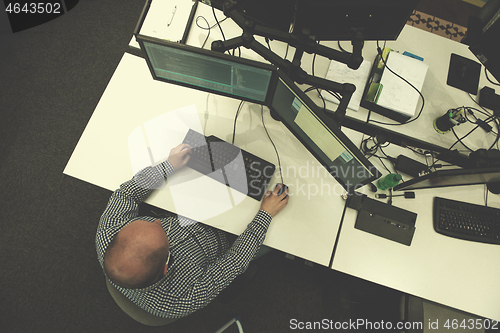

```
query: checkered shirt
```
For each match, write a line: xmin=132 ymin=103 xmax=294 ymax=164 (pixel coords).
xmin=96 ymin=160 xmax=272 ymax=318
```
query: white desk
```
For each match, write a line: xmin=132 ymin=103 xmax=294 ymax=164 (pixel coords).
xmin=65 ymin=1 xmax=500 ymax=319
xmin=312 ymin=19 xmax=500 ymax=321
xmin=331 ymin=130 xmax=500 ymax=320
xmin=63 ymin=51 xmax=346 ymax=267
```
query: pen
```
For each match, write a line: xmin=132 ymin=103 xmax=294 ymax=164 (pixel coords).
xmin=167 ymin=6 xmax=177 ymax=27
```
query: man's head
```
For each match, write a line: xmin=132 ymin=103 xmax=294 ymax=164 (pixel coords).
xmin=104 ymin=219 xmax=169 ymax=289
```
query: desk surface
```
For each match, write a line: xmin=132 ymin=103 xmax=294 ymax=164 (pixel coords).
xmin=63 ymin=52 xmax=346 ymax=267
xmin=65 ymin=2 xmax=500 ymax=320
xmin=332 ymin=130 xmax=500 ymax=320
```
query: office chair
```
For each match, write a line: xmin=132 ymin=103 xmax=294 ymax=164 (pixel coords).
xmin=106 ymin=278 xmax=245 ymax=332
xmin=105 ymin=278 xmax=179 ymax=326
xmin=400 ymin=294 xmax=485 ymax=333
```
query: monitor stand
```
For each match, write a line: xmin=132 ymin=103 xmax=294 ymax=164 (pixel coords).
xmin=210 ymin=0 xmax=360 ymax=127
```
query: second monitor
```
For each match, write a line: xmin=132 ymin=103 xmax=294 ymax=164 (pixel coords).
xmin=269 ymin=73 xmax=380 ymax=193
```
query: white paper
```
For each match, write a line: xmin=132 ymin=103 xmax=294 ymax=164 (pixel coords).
xmin=320 ymin=60 xmax=372 ymax=111
xmin=376 ymin=52 xmax=429 ymax=117
xmin=139 ymin=0 xmax=195 ymax=42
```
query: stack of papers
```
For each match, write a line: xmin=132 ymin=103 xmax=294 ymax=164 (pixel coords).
xmin=376 ymin=51 xmax=429 ymax=117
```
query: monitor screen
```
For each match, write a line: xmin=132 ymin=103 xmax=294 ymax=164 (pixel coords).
xmin=269 ymin=73 xmax=380 ymax=193
xmin=393 ymin=167 xmax=500 ymax=191
xmin=136 ymin=35 xmax=276 ymax=104
xmin=293 ymin=0 xmax=419 ymax=41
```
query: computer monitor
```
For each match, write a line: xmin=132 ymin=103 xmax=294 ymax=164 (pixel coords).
xmin=462 ymin=0 xmax=500 ymax=82
xmin=393 ymin=167 xmax=500 ymax=192
xmin=292 ymin=0 xmax=420 ymax=41
xmin=209 ymin=0 xmax=419 ymax=42
xmin=135 ymin=35 xmax=277 ymax=104
xmin=208 ymin=0 xmax=294 ymax=33
xmin=268 ymin=72 xmax=380 ymax=193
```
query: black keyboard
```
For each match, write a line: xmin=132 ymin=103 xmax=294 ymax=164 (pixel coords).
xmin=182 ymin=129 xmax=276 ymax=201
xmin=433 ymin=197 xmax=500 ymax=245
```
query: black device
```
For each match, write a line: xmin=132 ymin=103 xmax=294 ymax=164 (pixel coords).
xmin=182 ymin=129 xmax=276 ymax=201
xmin=207 ymin=0 xmax=294 ymax=32
xmin=393 ymin=167 xmax=500 ymax=194
xmin=346 ymin=194 xmax=417 ymax=246
xmin=479 ymin=86 xmax=500 ymax=111
xmin=208 ymin=0 xmax=418 ymax=41
xmin=462 ymin=0 xmax=500 ymax=82
xmin=394 ymin=155 xmax=428 ymax=178
xmin=446 ymin=53 xmax=482 ymax=94
xmin=134 ymin=34 xmax=380 ymax=194
xmin=275 ymin=183 xmax=288 ymax=200
xmin=135 ymin=35 xmax=278 ymax=104
xmin=433 ymin=197 xmax=500 ymax=245
xmin=293 ymin=0 xmax=419 ymax=41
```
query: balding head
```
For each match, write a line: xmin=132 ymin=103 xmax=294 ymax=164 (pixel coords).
xmin=104 ymin=219 xmax=169 ymax=289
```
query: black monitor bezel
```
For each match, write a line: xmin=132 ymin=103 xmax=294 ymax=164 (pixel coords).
xmin=293 ymin=0 xmax=420 ymax=41
xmin=135 ymin=34 xmax=279 ymax=105
xmin=267 ymin=71 xmax=381 ymax=194
xmin=393 ymin=167 xmax=500 ymax=191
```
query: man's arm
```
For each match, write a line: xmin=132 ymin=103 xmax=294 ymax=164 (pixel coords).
xmin=96 ymin=144 xmax=192 ymax=265
xmin=157 ymin=185 xmax=289 ymax=317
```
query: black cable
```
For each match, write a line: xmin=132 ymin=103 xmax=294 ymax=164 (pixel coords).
xmin=490 ymin=119 xmax=500 ymax=150
xmin=485 ymin=67 xmax=500 ymax=86
xmin=232 ymin=100 xmax=244 ymax=144
xmin=451 ymin=127 xmax=474 ymax=152
xmin=484 ymin=184 xmax=489 ymax=207
xmin=368 ymin=41 xmax=426 ymax=126
xmin=378 ymin=145 xmax=400 ymax=176
xmin=311 ymin=53 xmax=327 ymax=111
xmin=265 ymin=38 xmax=272 ymax=51
xmin=211 ymin=6 xmax=225 ymax=40
xmin=261 ymin=106 xmax=283 ymax=184
xmin=337 ymin=41 xmax=348 ymax=53
xmin=195 ymin=16 xmax=211 ymax=49
xmin=211 ymin=5 xmax=230 ymax=55
xmin=448 ymin=124 xmax=481 ymax=151
xmin=376 ymin=155 xmax=393 ymax=174
xmin=325 ymin=90 xmax=342 ymax=101
xmin=195 ymin=15 xmax=229 ymax=49
xmin=448 ymin=114 xmax=495 ymax=151
xmin=459 ymin=101 xmax=500 ymax=143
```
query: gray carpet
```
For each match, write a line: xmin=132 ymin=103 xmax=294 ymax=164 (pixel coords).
xmin=0 ymin=1 xmax=472 ymax=332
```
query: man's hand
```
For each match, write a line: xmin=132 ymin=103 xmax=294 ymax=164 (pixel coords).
xmin=260 ymin=184 xmax=289 ymax=218
xmin=168 ymin=143 xmax=192 ymax=170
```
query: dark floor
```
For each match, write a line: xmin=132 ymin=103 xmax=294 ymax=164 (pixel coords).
xmin=0 ymin=1 xmax=480 ymax=332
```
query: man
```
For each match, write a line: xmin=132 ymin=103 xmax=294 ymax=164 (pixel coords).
xmin=96 ymin=143 xmax=289 ymax=319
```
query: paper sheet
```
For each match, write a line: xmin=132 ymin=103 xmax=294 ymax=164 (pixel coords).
xmin=321 ymin=60 xmax=372 ymax=111
xmin=139 ymin=0 xmax=195 ymax=42
xmin=376 ymin=52 xmax=429 ymax=117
